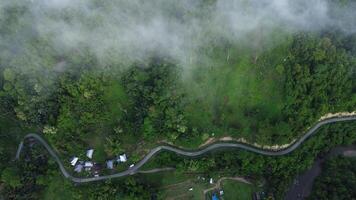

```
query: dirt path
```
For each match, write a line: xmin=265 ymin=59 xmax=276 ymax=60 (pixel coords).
xmin=203 ymin=176 xmax=252 ymax=195
xmin=160 ymin=179 xmax=192 ymax=190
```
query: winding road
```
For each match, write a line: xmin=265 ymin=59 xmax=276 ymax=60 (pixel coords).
xmin=15 ymin=116 xmax=356 ymax=183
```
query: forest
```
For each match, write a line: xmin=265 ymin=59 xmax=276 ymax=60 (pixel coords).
xmin=1 ymin=0 xmax=356 ymax=199
xmin=309 ymin=156 xmax=356 ymax=199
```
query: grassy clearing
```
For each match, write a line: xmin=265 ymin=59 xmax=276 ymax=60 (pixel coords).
xmin=102 ymin=81 xmax=128 ymax=125
xmin=139 ymin=172 xmax=211 ymax=199
xmin=221 ymin=180 xmax=255 ymax=200
xmin=181 ymin=30 xmax=293 ymax=144
xmin=139 ymin=171 xmax=258 ymax=200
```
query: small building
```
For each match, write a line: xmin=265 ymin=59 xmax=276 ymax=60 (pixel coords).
xmin=106 ymin=160 xmax=114 ymax=169
xmin=86 ymin=149 xmax=94 ymax=159
xmin=74 ymin=164 xmax=83 ymax=173
xmin=70 ymin=157 xmax=79 ymax=166
xmin=84 ymin=161 xmax=94 ymax=168
xmin=117 ymin=154 xmax=127 ymax=163
xmin=209 ymin=178 xmax=213 ymax=184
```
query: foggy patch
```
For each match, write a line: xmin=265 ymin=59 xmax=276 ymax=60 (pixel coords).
xmin=0 ymin=0 xmax=355 ymax=70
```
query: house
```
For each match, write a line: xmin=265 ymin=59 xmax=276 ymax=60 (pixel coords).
xmin=106 ymin=160 xmax=114 ymax=169
xmin=70 ymin=157 xmax=79 ymax=166
xmin=117 ymin=154 xmax=127 ymax=163
xmin=86 ymin=149 xmax=94 ymax=159
xmin=84 ymin=161 xmax=94 ymax=168
xmin=209 ymin=178 xmax=213 ymax=184
xmin=74 ymin=164 xmax=83 ymax=173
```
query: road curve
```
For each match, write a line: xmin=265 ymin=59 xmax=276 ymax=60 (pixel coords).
xmin=15 ymin=116 xmax=356 ymax=183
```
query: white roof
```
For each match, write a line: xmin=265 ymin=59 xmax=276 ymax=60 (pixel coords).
xmin=209 ymin=178 xmax=213 ymax=184
xmin=119 ymin=154 xmax=127 ymax=162
xmin=70 ymin=157 xmax=79 ymax=166
xmin=74 ymin=164 xmax=83 ymax=173
xmin=106 ymin=160 xmax=114 ymax=169
xmin=84 ymin=161 xmax=93 ymax=168
xmin=86 ymin=149 xmax=94 ymax=159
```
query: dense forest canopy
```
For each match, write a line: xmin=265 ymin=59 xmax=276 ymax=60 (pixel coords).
xmin=309 ymin=156 xmax=356 ymax=199
xmin=0 ymin=0 xmax=356 ymax=199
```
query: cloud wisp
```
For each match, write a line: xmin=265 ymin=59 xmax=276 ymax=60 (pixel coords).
xmin=1 ymin=0 xmax=355 ymax=69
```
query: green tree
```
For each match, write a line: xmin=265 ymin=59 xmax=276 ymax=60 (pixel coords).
xmin=1 ymin=167 xmax=21 ymax=188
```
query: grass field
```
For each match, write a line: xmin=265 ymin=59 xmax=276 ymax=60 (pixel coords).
xmin=221 ymin=180 xmax=255 ymax=200
xmin=138 ymin=171 xmax=258 ymax=200
xmin=180 ymin=29 xmax=293 ymax=146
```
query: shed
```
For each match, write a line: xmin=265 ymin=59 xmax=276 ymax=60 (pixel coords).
xmin=74 ymin=164 xmax=83 ymax=173
xmin=86 ymin=149 xmax=94 ymax=159
xmin=70 ymin=157 xmax=79 ymax=166
xmin=106 ymin=160 xmax=114 ymax=169
xmin=117 ymin=154 xmax=127 ymax=162
xmin=84 ymin=161 xmax=94 ymax=168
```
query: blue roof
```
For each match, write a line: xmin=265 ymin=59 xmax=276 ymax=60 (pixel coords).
xmin=212 ymin=194 xmax=219 ymax=200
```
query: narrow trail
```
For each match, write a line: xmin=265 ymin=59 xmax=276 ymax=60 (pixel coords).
xmin=14 ymin=116 xmax=356 ymax=183
xmin=203 ymin=176 xmax=252 ymax=194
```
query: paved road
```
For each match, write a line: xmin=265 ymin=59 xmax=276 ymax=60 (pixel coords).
xmin=284 ymin=145 xmax=356 ymax=200
xmin=15 ymin=116 xmax=356 ymax=183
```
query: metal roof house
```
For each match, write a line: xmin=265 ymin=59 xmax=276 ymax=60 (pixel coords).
xmin=117 ymin=154 xmax=127 ymax=163
xmin=86 ymin=149 xmax=94 ymax=159
xmin=74 ymin=164 xmax=83 ymax=173
xmin=70 ymin=157 xmax=79 ymax=166
xmin=106 ymin=160 xmax=114 ymax=169
xmin=84 ymin=161 xmax=94 ymax=168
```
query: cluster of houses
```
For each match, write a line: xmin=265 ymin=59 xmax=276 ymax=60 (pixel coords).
xmin=70 ymin=149 xmax=131 ymax=177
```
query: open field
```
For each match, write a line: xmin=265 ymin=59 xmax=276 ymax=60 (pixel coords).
xmin=138 ymin=171 xmax=258 ymax=200
xmin=220 ymin=180 xmax=256 ymax=200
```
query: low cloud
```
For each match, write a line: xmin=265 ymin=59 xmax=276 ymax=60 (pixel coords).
xmin=1 ymin=0 xmax=355 ymax=69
